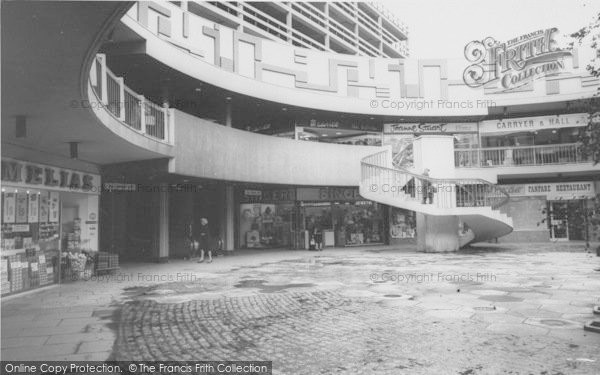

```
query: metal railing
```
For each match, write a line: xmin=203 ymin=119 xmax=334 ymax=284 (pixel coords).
xmin=455 ymin=143 xmax=587 ymax=168
xmin=356 ymin=7 xmax=381 ymax=37
xmin=89 ymin=54 xmax=170 ymax=143
xmin=362 ymin=150 xmax=510 ymax=211
xmin=366 ymin=2 xmax=408 ymax=36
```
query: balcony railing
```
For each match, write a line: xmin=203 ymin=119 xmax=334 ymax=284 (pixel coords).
xmin=89 ymin=54 xmax=171 ymax=143
xmin=455 ymin=143 xmax=588 ymax=168
xmin=362 ymin=150 xmax=510 ymax=210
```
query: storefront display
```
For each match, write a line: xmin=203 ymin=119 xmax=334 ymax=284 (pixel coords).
xmin=297 ymin=187 xmax=386 ymax=247
xmin=0 ymin=158 xmax=101 ymax=295
xmin=238 ymin=186 xmax=391 ymax=249
xmin=238 ymin=188 xmax=296 ymax=249
xmin=390 ymin=207 xmax=416 ymax=239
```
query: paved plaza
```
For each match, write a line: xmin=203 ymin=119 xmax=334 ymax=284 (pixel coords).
xmin=2 ymin=243 xmax=600 ymax=374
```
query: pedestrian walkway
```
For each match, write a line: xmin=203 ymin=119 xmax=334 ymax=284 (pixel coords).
xmin=2 ymin=243 xmax=600 ymax=374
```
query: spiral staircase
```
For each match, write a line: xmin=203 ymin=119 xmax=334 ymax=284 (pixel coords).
xmin=359 ymin=150 xmax=513 ymax=247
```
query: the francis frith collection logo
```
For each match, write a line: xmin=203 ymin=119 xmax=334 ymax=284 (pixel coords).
xmin=463 ymin=28 xmax=572 ymax=91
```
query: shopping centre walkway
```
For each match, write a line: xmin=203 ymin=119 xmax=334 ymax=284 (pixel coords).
xmin=2 ymin=243 xmax=600 ymax=374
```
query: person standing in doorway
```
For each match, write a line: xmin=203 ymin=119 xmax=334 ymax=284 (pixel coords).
xmin=314 ymin=221 xmax=324 ymax=251
xmin=198 ymin=217 xmax=213 ymax=263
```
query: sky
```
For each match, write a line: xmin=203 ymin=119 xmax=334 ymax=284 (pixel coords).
xmin=382 ymin=0 xmax=600 ymax=59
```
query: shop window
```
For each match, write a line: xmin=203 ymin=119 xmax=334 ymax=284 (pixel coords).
xmin=239 ymin=203 xmax=294 ymax=248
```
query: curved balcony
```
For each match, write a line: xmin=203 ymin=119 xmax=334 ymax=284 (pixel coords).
xmin=116 ymin=1 xmax=599 ymax=118
xmin=2 ymin=1 xmax=172 ymax=168
xmin=89 ymin=54 xmax=172 ymax=145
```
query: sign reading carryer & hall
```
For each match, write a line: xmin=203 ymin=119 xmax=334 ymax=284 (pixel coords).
xmin=479 ymin=113 xmax=589 ymax=133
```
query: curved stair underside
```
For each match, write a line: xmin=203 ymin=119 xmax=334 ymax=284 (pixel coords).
xmin=359 ymin=151 xmax=513 ymax=246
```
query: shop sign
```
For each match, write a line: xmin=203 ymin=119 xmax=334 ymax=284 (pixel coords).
xmin=103 ymin=183 xmax=137 ymax=192
xmin=263 ymin=189 xmax=295 ymax=202
xmin=242 ymin=189 xmax=295 ymax=202
xmin=296 ymin=187 xmax=362 ymax=202
xmin=480 ymin=113 xmax=589 ymax=133
xmin=1 ymin=158 xmax=100 ymax=195
xmin=298 ymin=119 xmax=380 ymax=132
xmin=243 ymin=189 xmax=262 ymax=197
xmin=11 ymin=224 xmax=30 ymax=233
xmin=383 ymin=123 xmax=477 ymax=134
xmin=502 ymin=181 xmax=595 ymax=200
xmin=463 ymin=27 xmax=572 ymax=91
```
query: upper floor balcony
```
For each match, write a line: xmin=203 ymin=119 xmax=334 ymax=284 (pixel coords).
xmin=455 ymin=143 xmax=589 ymax=168
xmin=89 ymin=54 xmax=173 ymax=144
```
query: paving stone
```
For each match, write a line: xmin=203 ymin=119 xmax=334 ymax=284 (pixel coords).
xmin=76 ymin=340 xmax=115 ymax=354
xmin=46 ymin=333 xmax=107 ymax=344
xmin=1 ymin=336 xmax=49 ymax=348
xmin=2 ymin=245 xmax=600 ymax=374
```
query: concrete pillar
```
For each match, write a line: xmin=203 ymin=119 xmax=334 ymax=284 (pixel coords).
xmin=225 ymin=99 xmax=232 ymax=127
xmin=417 ymin=213 xmax=460 ymax=252
xmin=158 ymin=184 xmax=170 ymax=262
xmin=413 ymin=135 xmax=459 ymax=252
xmin=222 ymin=184 xmax=235 ymax=251
xmin=412 ymin=135 xmax=456 ymax=178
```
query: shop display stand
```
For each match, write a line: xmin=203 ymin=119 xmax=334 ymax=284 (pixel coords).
xmin=95 ymin=252 xmax=119 ymax=275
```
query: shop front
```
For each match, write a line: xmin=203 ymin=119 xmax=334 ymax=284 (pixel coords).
xmin=498 ymin=181 xmax=596 ymax=243
xmin=296 ymin=118 xmax=382 ymax=145
xmin=1 ymin=158 xmax=101 ymax=295
xmin=238 ymin=188 xmax=297 ymax=249
xmin=478 ymin=113 xmax=589 ymax=166
xmin=237 ymin=186 xmax=391 ymax=249
xmin=296 ymin=187 xmax=387 ymax=247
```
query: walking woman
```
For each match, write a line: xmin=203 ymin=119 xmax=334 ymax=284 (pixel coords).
xmin=198 ymin=217 xmax=213 ymax=263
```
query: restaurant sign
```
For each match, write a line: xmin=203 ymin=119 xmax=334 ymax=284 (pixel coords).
xmin=1 ymin=158 xmax=101 ymax=195
xmin=463 ymin=28 xmax=572 ymax=91
xmin=479 ymin=113 xmax=589 ymax=134
xmin=502 ymin=181 xmax=595 ymax=200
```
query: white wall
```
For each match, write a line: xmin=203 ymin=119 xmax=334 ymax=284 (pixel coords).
xmin=170 ymin=110 xmax=388 ymax=186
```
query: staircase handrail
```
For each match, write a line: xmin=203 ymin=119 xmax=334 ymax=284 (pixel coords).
xmin=361 ymin=150 xmax=510 ymax=210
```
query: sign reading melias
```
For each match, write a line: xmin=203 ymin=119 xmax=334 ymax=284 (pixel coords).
xmin=463 ymin=28 xmax=572 ymax=91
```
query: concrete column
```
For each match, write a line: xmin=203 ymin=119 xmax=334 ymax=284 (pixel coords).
xmin=222 ymin=184 xmax=235 ymax=251
xmin=413 ymin=135 xmax=460 ymax=252
xmin=417 ymin=213 xmax=460 ymax=252
xmin=225 ymin=99 xmax=232 ymax=127
xmin=158 ymin=184 xmax=170 ymax=262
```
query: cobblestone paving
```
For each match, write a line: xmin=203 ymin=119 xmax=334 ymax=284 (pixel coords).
xmin=110 ymin=245 xmax=600 ymax=375
xmin=2 ymin=244 xmax=600 ymax=374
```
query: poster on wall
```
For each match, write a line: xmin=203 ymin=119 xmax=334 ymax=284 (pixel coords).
xmin=3 ymin=192 xmax=16 ymax=223
xmin=28 ymin=193 xmax=39 ymax=223
xmin=15 ymin=192 xmax=28 ymax=223
xmin=49 ymin=192 xmax=60 ymax=223
xmin=39 ymin=192 xmax=49 ymax=222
